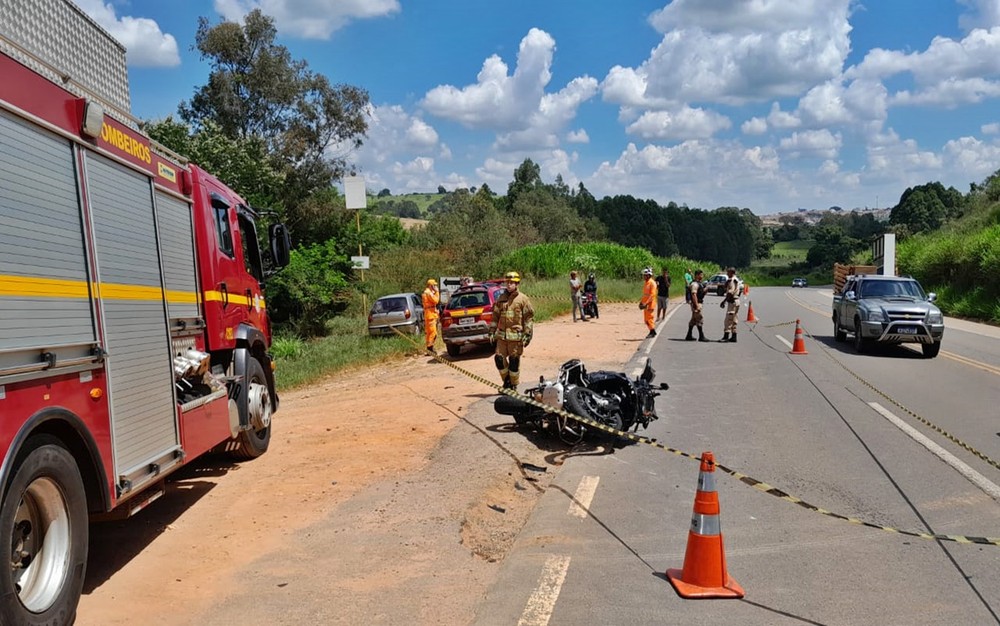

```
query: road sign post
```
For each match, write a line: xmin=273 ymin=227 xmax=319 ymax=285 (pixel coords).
xmin=344 ymin=176 xmax=368 ymax=310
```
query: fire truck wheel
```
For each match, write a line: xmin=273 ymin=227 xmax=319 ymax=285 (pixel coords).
xmin=0 ymin=436 xmax=88 ymax=626
xmin=232 ymin=358 xmax=272 ymax=460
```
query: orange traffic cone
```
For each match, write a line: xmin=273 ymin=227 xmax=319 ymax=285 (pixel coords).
xmin=743 ymin=283 xmax=749 ymax=296
xmin=666 ymin=452 xmax=745 ymax=599
xmin=745 ymin=301 xmax=757 ymax=323
xmin=790 ymin=319 xmax=808 ymax=355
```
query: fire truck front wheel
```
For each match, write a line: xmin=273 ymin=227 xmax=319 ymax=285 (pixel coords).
xmin=232 ymin=358 xmax=272 ymax=460
xmin=0 ymin=435 xmax=88 ymax=626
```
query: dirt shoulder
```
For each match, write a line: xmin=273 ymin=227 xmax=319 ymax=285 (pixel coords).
xmin=77 ymin=301 xmax=649 ymax=625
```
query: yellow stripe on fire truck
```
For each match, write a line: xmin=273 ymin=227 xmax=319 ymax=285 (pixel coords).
xmin=203 ymin=290 xmax=265 ymax=308
xmin=0 ymin=273 xmax=201 ymax=305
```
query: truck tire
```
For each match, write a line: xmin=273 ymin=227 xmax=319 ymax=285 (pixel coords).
xmin=922 ymin=341 xmax=941 ymax=358
xmin=0 ymin=436 xmax=88 ymax=626
xmin=231 ymin=358 xmax=272 ymax=460
xmin=446 ymin=344 xmax=461 ymax=357
xmin=833 ymin=315 xmax=847 ymax=342
xmin=852 ymin=318 xmax=869 ymax=353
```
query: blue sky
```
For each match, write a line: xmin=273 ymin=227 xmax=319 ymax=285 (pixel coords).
xmin=79 ymin=0 xmax=1000 ymax=215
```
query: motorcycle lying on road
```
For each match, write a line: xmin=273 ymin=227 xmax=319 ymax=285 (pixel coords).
xmin=493 ymin=358 xmax=666 ymax=445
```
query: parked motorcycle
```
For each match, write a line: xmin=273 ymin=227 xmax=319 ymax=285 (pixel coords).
xmin=582 ymin=292 xmax=598 ymax=319
xmin=493 ymin=358 xmax=666 ymax=445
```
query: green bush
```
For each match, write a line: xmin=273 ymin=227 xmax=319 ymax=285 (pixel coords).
xmin=266 ymin=240 xmax=353 ymax=336
xmin=495 ymin=242 xmax=658 ymax=279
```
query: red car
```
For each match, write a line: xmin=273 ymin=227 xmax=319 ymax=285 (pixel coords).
xmin=441 ymin=283 xmax=506 ymax=356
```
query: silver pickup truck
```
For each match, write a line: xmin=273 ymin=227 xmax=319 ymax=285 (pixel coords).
xmin=832 ymin=274 xmax=945 ymax=358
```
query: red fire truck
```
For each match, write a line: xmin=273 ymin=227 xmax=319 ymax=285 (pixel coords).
xmin=0 ymin=1 xmax=291 ymax=622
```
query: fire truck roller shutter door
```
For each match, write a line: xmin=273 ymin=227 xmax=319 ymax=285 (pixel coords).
xmin=85 ymin=152 xmax=180 ymax=483
xmin=154 ymin=191 xmax=200 ymax=323
xmin=0 ymin=110 xmax=97 ymax=367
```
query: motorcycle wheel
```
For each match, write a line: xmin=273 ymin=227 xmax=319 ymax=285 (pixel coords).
xmin=563 ymin=387 xmax=624 ymax=438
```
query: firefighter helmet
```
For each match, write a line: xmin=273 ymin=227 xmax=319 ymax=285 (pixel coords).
xmin=504 ymin=271 xmax=521 ymax=283
xmin=642 ymin=267 xmax=653 ymax=276
xmin=427 ymin=278 xmax=438 ymax=286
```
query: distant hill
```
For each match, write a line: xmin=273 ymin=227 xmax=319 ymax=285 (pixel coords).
xmin=373 ymin=193 xmax=445 ymax=218
xmin=759 ymin=207 xmax=890 ymax=227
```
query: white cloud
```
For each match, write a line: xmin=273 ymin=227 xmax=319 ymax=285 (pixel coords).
xmin=600 ymin=65 xmax=672 ymax=108
xmin=637 ymin=0 xmax=853 ymax=104
xmin=983 ymin=122 xmax=1000 ymax=134
xmin=892 ymin=77 xmax=1000 ymax=107
xmin=422 ymin=29 xmax=597 ymax=155
xmin=943 ymin=135 xmax=1000 ymax=181
xmin=566 ymin=129 xmax=590 ymax=143
xmin=356 ymin=105 xmax=439 ymax=160
xmin=351 ymin=105 xmax=444 ymax=191
xmin=959 ymin=0 xmax=1000 ymax=31
xmin=76 ymin=0 xmax=180 ymax=67
xmin=421 ymin=28 xmax=557 ymax=130
xmin=625 ymin=107 xmax=731 ymax=141
xmin=213 ymin=0 xmax=400 ymax=39
xmin=795 ymin=79 xmax=888 ymax=128
xmin=848 ymin=26 xmax=1000 ymax=107
xmin=589 ymin=140 xmax=789 ymax=210
xmin=741 ymin=117 xmax=768 ymax=135
xmin=404 ymin=118 xmax=439 ymax=148
xmin=766 ymin=103 xmax=801 ymax=130
xmin=779 ymin=129 xmax=842 ymax=159
xmin=865 ymin=130 xmax=943 ymax=179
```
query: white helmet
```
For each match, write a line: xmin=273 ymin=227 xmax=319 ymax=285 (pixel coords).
xmin=642 ymin=267 xmax=653 ymax=276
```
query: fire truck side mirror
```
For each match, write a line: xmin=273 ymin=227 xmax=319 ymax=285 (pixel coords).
xmin=269 ymin=223 xmax=291 ymax=269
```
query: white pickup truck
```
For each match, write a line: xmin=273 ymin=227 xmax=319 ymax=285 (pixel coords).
xmin=832 ymin=274 xmax=945 ymax=358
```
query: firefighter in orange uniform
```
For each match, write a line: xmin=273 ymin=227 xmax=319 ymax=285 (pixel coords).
xmin=422 ymin=278 xmax=440 ymax=353
xmin=640 ymin=267 xmax=657 ymax=338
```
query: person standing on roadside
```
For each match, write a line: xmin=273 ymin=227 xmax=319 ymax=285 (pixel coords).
xmin=719 ymin=266 xmax=741 ymax=343
xmin=583 ymin=273 xmax=599 ymax=319
xmin=655 ymin=268 xmax=671 ymax=322
xmin=489 ymin=271 xmax=535 ymax=392
xmin=569 ymin=270 xmax=586 ymax=322
xmin=683 ymin=268 xmax=693 ymax=303
xmin=685 ymin=269 xmax=709 ymax=342
xmin=640 ymin=267 xmax=657 ymax=338
xmin=422 ymin=278 xmax=440 ymax=353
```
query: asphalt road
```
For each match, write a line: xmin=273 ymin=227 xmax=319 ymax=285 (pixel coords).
xmin=472 ymin=286 xmax=1000 ymax=625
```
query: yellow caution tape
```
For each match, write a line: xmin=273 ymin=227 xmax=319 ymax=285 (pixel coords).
xmin=389 ymin=323 xmax=1000 ymax=547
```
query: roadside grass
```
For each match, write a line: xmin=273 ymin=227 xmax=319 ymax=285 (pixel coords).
xmin=272 ymin=276 xmax=653 ymax=391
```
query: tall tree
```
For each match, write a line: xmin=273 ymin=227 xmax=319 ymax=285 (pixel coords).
xmin=179 ymin=9 xmax=369 ymax=220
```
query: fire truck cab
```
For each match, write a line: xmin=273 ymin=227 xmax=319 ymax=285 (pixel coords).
xmin=0 ymin=1 xmax=290 ymax=622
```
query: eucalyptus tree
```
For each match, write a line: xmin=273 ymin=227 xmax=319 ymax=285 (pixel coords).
xmin=179 ymin=9 xmax=370 ymax=228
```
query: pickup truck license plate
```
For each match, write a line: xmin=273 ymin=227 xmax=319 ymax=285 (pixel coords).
xmin=459 ymin=317 xmax=475 ymax=325
xmin=897 ymin=327 xmax=917 ymax=334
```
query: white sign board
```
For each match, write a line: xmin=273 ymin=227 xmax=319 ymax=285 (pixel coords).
xmin=351 ymin=255 xmax=370 ymax=270
xmin=872 ymin=233 xmax=896 ymax=276
xmin=344 ymin=176 xmax=367 ymax=210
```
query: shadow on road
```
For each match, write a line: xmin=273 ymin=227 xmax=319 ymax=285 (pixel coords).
xmin=83 ymin=454 xmax=241 ymax=593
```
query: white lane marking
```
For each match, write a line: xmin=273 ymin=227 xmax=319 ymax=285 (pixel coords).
xmin=517 ymin=554 xmax=571 ymax=626
xmin=776 ymin=335 xmax=792 ymax=350
xmin=869 ymin=402 xmax=1000 ymax=502
xmin=568 ymin=475 xmax=600 ymax=518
